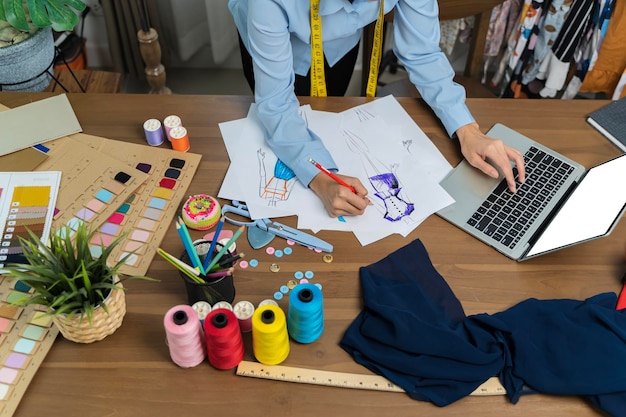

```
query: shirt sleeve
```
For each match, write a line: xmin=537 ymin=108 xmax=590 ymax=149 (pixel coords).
xmin=246 ymin=0 xmax=338 ymax=187
xmin=392 ymin=0 xmax=476 ymax=137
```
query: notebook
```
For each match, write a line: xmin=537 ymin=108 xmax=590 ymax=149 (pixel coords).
xmin=586 ymin=97 xmax=626 ymax=153
xmin=437 ymin=123 xmax=626 ymax=261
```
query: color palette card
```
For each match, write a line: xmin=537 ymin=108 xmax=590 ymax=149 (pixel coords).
xmin=36 ymin=133 xmax=201 ymax=276
xmin=0 ymin=171 xmax=61 ymax=273
xmin=0 ymin=276 xmax=58 ymax=417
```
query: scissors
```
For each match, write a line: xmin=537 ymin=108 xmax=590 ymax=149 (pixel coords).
xmin=221 ymin=201 xmax=333 ymax=253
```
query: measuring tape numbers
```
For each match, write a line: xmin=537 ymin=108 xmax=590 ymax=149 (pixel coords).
xmin=310 ymin=0 xmax=385 ymax=98
xmin=236 ymin=360 xmax=506 ymax=396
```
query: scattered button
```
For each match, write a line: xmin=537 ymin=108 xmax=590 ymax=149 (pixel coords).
xmin=323 ymin=254 xmax=333 ymax=263
xmin=280 ymin=285 xmax=289 ymax=294
xmin=249 ymin=259 xmax=259 ymax=267
xmin=273 ymin=292 xmax=283 ymax=301
xmin=269 ymin=263 xmax=280 ymax=273
xmin=286 ymin=240 xmax=295 ymax=246
xmin=304 ymin=270 xmax=314 ymax=279
xmin=287 ymin=279 xmax=298 ymax=289
xmin=274 ymin=249 xmax=283 ymax=258
xmin=265 ymin=247 xmax=275 ymax=255
xmin=294 ymin=271 xmax=304 ymax=279
xmin=239 ymin=260 xmax=249 ymax=269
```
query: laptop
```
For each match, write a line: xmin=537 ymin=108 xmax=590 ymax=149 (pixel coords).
xmin=437 ymin=123 xmax=626 ymax=261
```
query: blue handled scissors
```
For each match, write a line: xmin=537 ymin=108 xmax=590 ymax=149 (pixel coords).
xmin=221 ymin=201 xmax=333 ymax=253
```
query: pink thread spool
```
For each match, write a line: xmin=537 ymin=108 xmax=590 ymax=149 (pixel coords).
xmin=163 ymin=305 xmax=206 ymax=368
xmin=163 ymin=115 xmax=182 ymax=141
xmin=233 ymin=300 xmax=255 ymax=333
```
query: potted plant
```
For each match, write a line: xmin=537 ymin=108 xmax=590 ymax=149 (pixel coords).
xmin=3 ymin=221 xmax=156 ymax=343
xmin=0 ymin=0 xmax=86 ymax=91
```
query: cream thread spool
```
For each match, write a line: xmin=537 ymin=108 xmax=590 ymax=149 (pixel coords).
xmin=169 ymin=126 xmax=190 ymax=152
xmin=163 ymin=115 xmax=182 ymax=141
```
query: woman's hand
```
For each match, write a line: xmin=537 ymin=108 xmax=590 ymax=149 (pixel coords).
xmin=456 ymin=122 xmax=526 ymax=192
xmin=309 ymin=173 xmax=370 ymax=217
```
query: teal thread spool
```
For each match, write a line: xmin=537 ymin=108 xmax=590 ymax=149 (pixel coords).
xmin=287 ymin=283 xmax=324 ymax=343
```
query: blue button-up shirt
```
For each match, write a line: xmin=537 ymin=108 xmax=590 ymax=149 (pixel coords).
xmin=229 ymin=0 xmax=475 ymax=186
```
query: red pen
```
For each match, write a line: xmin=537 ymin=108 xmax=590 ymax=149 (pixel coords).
xmin=308 ymin=157 xmax=356 ymax=193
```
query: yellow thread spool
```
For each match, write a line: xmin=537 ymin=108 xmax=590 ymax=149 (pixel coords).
xmin=251 ymin=304 xmax=290 ymax=365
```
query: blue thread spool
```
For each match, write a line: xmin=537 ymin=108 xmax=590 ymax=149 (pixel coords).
xmin=287 ymin=283 xmax=324 ymax=343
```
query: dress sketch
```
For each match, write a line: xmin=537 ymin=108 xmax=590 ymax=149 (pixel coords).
xmin=342 ymin=129 xmax=414 ymax=222
xmin=257 ymin=149 xmax=296 ymax=206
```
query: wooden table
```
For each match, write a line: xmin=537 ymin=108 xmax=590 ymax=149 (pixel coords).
xmin=1 ymin=92 xmax=624 ymax=417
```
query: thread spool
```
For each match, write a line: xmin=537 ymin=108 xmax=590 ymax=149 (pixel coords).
xmin=233 ymin=300 xmax=255 ymax=333
xmin=192 ymin=301 xmax=212 ymax=325
xmin=287 ymin=283 xmax=324 ymax=343
xmin=143 ymin=118 xmax=164 ymax=146
xmin=251 ymin=304 xmax=290 ymax=365
xmin=203 ymin=308 xmax=245 ymax=370
xmin=163 ymin=305 xmax=206 ymax=368
xmin=163 ymin=115 xmax=182 ymax=141
xmin=169 ymin=126 xmax=190 ymax=152
xmin=212 ymin=301 xmax=233 ymax=311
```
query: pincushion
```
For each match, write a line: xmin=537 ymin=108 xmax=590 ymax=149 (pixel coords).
xmin=181 ymin=194 xmax=221 ymax=230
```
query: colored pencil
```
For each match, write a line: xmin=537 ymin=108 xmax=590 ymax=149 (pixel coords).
xmin=157 ymin=248 xmax=205 ymax=284
xmin=209 ymin=252 xmax=245 ymax=272
xmin=308 ymin=157 xmax=372 ymax=205
xmin=202 ymin=216 xmax=225 ymax=272
xmin=205 ymin=267 xmax=235 ymax=281
xmin=176 ymin=217 xmax=205 ymax=274
xmin=308 ymin=157 xmax=356 ymax=193
xmin=203 ymin=225 xmax=245 ymax=273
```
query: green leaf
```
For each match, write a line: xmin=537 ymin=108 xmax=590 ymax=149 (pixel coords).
xmin=3 ymin=0 xmax=29 ymax=32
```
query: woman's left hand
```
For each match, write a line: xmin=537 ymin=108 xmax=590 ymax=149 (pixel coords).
xmin=456 ymin=122 xmax=526 ymax=193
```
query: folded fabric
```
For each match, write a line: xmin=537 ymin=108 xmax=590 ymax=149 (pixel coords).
xmin=340 ymin=239 xmax=626 ymax=416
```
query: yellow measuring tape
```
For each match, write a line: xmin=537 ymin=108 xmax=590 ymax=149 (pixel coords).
xmin=310 ymin=0 xmax=385 ymax=98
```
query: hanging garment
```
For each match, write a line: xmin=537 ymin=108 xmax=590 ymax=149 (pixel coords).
xmin=340 ymin=239 xmax=626 ymax=416
xmin=579 ymin=0 xmax=626 ymax=96
xmin=538 ymin=0 xmax=596 ymax=97
xmin=483 ymin=0 xmax=523 ymax=84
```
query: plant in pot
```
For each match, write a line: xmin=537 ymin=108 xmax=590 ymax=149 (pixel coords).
xmin=2 ymin=221 xmax=157 ymax=343
xmin=0 ymin=0 xmax=86 ymax=91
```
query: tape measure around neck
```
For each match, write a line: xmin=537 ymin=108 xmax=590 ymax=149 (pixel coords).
xmin=310 ymin=0 xmax=385 ymax=98
xmin=236 ymin=360 xmax=507 ymax=396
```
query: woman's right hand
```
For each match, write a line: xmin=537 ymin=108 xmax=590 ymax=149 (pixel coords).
xmin=309 ymin=173 xmax=370 ymax=217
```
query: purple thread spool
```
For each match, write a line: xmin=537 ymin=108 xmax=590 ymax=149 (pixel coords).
xmin=143 ymin=118 xmax=164 ymax=146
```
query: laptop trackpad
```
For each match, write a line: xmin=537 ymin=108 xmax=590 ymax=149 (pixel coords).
xmin=438 ymin=160 xmax=501 ymax=217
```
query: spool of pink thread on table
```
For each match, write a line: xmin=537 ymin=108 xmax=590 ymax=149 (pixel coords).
xmin=163 ymin=305 xmax=206 ymax=368
xmin=163 ymin=115 xmax=182 ymax=141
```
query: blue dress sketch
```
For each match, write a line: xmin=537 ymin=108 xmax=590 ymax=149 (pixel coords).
xmin=257 ymin=149 xmax=296 ymax=206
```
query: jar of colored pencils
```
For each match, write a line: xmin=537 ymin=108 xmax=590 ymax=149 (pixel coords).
xmin=179 ymin=240 xmax=236 ymax=305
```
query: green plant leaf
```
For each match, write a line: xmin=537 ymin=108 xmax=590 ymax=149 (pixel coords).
xmin=3 ymin=0 xmax=29 ymax=32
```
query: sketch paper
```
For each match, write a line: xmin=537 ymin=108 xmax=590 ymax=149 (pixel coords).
xmin=218 ymin=96 xmax=455 ymax=245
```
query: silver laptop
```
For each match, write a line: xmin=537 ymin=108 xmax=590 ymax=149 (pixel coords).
xmin=438 ymin=123 xmax=626 ymax=261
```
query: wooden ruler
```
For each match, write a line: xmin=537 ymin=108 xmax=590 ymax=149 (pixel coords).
xmin=236 ymin=361 xmax=506 ymax=396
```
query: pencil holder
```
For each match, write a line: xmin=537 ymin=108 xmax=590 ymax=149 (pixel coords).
xmin=179 ymin=240 xmax=236 ymax=305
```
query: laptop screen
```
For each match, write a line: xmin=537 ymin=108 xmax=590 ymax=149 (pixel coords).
xmin=526 ymin=154 xmax=626 ymax=258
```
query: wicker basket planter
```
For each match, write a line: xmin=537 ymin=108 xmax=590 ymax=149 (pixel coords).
xmin=52 ymin=280 xmax=127 ymax=344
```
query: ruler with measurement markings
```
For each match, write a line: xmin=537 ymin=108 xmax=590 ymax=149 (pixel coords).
xmin=236 ymin=361 xmax=506 ymax=396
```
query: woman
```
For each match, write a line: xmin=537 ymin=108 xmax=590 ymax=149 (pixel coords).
xmin=229 ymin=0 xmax=525 ymax=217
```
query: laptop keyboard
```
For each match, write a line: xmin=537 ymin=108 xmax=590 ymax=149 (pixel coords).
xmin=467 ymin=146 xmax=575 ymax=249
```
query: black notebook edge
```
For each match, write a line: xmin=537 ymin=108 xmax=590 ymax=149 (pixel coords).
xmin=586 ymin=98 xmax=626 ymax=153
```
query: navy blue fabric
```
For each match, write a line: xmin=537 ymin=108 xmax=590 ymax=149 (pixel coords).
xmin=340 ymin=239 xmax=626 ymax=416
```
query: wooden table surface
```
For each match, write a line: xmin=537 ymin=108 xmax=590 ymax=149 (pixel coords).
xmin=1 ymin=92 xmax=624 ymax=417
